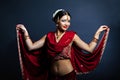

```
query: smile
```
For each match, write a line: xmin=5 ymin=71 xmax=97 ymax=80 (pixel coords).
xmin=63 ymin=26 xmax=68 ymax=28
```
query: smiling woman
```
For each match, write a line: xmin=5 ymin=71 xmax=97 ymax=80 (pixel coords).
xmin=16 ymin=9 xmax=110 ymax=80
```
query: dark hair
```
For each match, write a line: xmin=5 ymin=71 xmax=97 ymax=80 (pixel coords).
xmin=52 ymin=9 xmax=71 ymax=23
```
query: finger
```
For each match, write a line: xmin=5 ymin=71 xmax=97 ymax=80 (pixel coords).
xmin=16 ymin=26 xmax=20 ymax=30
xmin=102 ymin=26 xmax=108 ymax=29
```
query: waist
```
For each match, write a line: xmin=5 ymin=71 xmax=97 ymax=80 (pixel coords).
xmin=51 ymin=59 xmax=73 ymax=76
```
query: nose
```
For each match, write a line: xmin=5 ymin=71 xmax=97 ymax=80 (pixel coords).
xmin=65 ymin=21 xmax=70 ymax=26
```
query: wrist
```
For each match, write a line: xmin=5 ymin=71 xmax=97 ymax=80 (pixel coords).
xmin=94 ymin=31 xmax=100 ymax=39
xmin=24 ymin=31 xmax=28 ymax=35
xmin=92 ymin=37 xmax=98 ymax=43
xmin=24 ymin=35 xmax=30 ymax=40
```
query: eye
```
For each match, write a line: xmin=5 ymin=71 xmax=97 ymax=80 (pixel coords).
xmin=61 ymin=19 xmax=66 ymax=22
xmin=68 ymin=20 xmax=71 ymax=22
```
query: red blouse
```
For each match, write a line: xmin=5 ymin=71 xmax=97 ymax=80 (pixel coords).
xmin=46 ymin=31 xmax=75 ymax=60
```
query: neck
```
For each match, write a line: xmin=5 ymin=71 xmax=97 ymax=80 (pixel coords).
xmin=55 ymin=29 xmax=65 ymax=39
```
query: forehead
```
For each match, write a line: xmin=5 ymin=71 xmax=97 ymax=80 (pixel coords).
xmin=60 ymin=15 xmax=70 ymax=20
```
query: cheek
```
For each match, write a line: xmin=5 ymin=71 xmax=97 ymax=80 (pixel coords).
xmin=59 ymin=22 xmax=64 ymax=26
xmin=68 ymin=23 xmax=70 ymax=26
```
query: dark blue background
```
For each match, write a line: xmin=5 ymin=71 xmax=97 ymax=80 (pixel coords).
xmin=0 ymin=0 xmax=120 ymax=80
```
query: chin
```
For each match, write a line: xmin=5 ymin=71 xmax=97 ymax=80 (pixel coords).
xmin=59 ymin=27 xmax=68 ymax=32
xmin=62 ymin=29 xmax=68 ymax=31
xmin=63 ymin=27 xmax=69 ymax=30
xmin=64 ymin=28 xmax=69 ymax=31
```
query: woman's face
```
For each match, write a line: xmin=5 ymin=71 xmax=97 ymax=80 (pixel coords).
xmin=57 ymin=15 xmax=71 ymax=31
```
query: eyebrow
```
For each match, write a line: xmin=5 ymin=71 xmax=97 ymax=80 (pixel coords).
xmin=61 ymin=19 xmax=67 ymax=20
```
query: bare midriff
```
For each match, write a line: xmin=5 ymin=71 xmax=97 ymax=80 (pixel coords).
xmin=51 ymin=59 xmax=73 ymax=76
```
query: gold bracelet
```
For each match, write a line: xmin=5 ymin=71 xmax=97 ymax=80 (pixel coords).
xmin=24 ymin=35 xmax=30 ymax=40
xmin=92 ymin=37 xmax=98 ymax=43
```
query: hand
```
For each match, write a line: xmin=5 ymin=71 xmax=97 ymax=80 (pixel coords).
xmin=97 ymin=25 xmax=109 ymax=33
xmin=94 ymin=25 xmax=109 ymax=39
xmin=16 ymin=24 xmax=28 ymax=34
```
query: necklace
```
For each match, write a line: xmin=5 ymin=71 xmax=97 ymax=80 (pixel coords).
xmin=56 ymin=33 xmax=61 ymax=39
xmin=55 ymin=32 xmax=65 ymax=39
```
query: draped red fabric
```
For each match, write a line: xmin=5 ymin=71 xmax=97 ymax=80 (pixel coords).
xmin=16 ymin=30 xmax=49 ymax=80
xmin=71 ymin=29 xmax=110 ymax=74
xmin=16 ymin=29 xmax=109 ymax=80
xmin=46 ymin=31 xmax=75 ymax=59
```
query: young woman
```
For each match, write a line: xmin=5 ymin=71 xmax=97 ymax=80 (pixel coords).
xmin=16 ymin=9 xmax=110 ymax=80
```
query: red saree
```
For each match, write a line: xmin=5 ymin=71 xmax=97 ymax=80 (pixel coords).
xmin=16 ymin=28 xmax=110 ymax=80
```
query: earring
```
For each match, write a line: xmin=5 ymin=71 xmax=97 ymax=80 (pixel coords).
xmin=56 ymin=24 xmax=58 ymax=26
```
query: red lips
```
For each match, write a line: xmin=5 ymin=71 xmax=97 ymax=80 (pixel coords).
xmin=63 ymin=26 xmax=68 ymax=28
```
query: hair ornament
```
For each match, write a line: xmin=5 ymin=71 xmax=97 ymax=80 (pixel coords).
xmin=52 ymin=9 xmax=64 ymax=18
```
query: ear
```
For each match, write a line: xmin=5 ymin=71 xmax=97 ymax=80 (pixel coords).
xmin=56 ymin=19 xmax=59 ymax=26
xmin=56 ymin=23 xmax=58 ymax=26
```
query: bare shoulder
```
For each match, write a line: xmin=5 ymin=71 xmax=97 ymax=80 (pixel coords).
xmin=43 ymin=34 xmax=47 ymax=38
xmin=73 ymin=34 xmax=80 ymax=42
xmin=40 ymin=34 xmax=47 ymax=40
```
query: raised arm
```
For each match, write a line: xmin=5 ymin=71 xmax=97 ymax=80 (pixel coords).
xmin=16 ymin=24 xmax=46 ymax=51
xmin=73 ymin=25 xmax=109 ymax=53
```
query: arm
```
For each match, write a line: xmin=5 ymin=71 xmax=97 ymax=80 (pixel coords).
xmin=73 ymin=25 xmax=109 ymax=53
xmin=16 ymin=24 xmax=46 ymax=51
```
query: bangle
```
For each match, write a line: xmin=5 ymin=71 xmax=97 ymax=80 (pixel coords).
xmin=24 ymin=35 xmax=30 ymax=40
xmin=92 ymin=37 xmax=98 ymax=43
